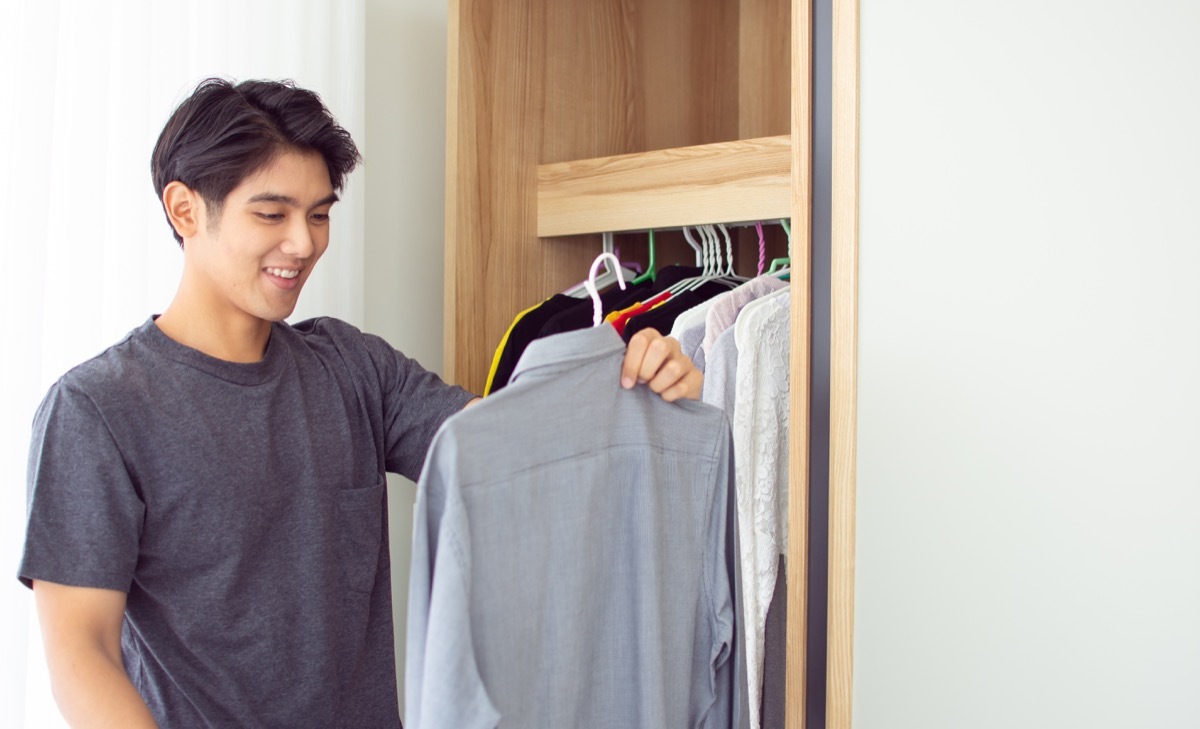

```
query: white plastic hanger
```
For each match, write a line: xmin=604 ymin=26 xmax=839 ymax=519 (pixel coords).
xmin=585 ymin=251 xmax=627 ymax=326
xmin=564 ymin=232 xmax=639 ymax=298
xmin=666 ymin=225 xmax=743 ymax=295
xmin=715 ymin=223 xmax=749 ymax=286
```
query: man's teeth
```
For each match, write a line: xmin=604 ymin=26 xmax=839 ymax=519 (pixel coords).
xmin=266 ymin=268 xmax=300 ymax=279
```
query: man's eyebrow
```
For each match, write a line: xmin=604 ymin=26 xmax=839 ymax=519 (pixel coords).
xmin=246 ymin=192 xmax=340 ymax=208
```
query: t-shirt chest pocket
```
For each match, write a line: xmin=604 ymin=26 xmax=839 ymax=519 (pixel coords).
xmin=336 ymin=480 xmax=387 ymax=594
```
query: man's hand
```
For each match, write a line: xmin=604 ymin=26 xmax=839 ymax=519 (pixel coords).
xmin=620 ymin=329 xmax=703 ymax=402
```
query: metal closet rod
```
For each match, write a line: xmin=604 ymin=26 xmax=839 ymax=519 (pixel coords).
xmin=602 ymin=219 xmax=791 ymax=236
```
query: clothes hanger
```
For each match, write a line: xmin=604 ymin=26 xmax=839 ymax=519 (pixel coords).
xmin=564 ymin=232 xmax=639 ymax=298
xmin=715 ymin=223 xmax=749 ymax=285
xmin=674 ymin=226 xmax=716 ymax=293
xmin=694 ymin=224 xmax=744 ymax=290
xmin=665 ymin=225 xmax=741 ymax=296
xmin=756 ymin=221 xmax=766 ymax=276
xmin=585 ymin=251 xmax=627 ymax=326
xmin=630 ymin=229 xmax=657 ymax=285
xmin=767 ymin=218 xmax=792 ymax=276
xmin=659 ymin=227 xmax=705 ymax=296
xmin=684 ymin=225 xmax=703 ymax=267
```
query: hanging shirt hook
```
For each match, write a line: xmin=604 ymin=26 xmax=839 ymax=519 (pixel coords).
xmin=585 ymin=251 xmax=627 ymax=327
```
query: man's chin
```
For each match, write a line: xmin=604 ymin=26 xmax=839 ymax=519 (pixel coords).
xmin=258 ymin=305 xmax=298 ymax=324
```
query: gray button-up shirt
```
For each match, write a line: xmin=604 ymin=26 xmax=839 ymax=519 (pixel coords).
xmin=406 ymin=326 xmax=747 ymax=729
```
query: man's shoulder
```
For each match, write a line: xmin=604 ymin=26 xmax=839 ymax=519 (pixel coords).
xmin=282 ymin=315 xmax=377 ymax=354
xmin=32 ymin=320 xmax=160 ymax=427
xmin=286 ymin=315 xmax=360 ymax=338
xmin=53 ymin=320 xmax=157 ymax=396
xmin=282 ymin=316 xmax=406 ymax=376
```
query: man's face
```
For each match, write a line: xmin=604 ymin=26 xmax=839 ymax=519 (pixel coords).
xmin=188 ymin=149 xmax=338 ymax=324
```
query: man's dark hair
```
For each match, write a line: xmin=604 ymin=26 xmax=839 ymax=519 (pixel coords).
xmin=151 ymin=77 xmax=362 ymax=245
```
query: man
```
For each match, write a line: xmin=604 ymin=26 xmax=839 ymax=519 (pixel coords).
xmin=19 ymin=78 xmax=701 ymax=728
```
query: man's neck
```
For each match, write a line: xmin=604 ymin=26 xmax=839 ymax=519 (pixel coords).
xmin=154 ymin=303 xmax=273 ymax=363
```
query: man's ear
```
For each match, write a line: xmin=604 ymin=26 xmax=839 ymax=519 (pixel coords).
xmin=162 ymin=181 xmax=203 ymax=241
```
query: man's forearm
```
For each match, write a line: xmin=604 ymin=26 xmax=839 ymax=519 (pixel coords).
xmin=46 ymin=646 xmax=158 ymax=729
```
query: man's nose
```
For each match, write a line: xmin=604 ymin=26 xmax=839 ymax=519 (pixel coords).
xmin=279 ymin=217 xmax=315 ymax=259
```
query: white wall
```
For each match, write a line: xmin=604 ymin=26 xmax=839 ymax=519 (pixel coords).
xmin=854 ymin=1 xmax=1200 ymax=726
xmin=361 ymin=0 xmax=450 ymax=715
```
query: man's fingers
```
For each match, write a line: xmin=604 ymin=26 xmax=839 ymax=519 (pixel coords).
xmin=645 ymin=356 xmax=685 ymax=394
xmin=622 ymin=329 xmax=667 ymax=388
xmin=657 ymin=369 xmax=703 ymax=402
xmin=635 ymin=333 xmax=674 ymax=386
xmin=620 ymin=328 xmax=701 ymax=401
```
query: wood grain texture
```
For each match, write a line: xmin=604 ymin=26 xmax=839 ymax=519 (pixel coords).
xmin=826 ymin=0 xmax=858 ymax=727
xmin=445 ymin=0 xmax=745 ymax=393
xmin=740 ymin=0 xmax=793 ymax=139
xmin=537 ymin=136 xmax=791 ymax=237
xmin=786 ymin=2 xmax=812 ymax=727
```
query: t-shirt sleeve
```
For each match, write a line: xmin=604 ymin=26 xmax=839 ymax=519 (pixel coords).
xmin=360 ymin=333 xmax=477 ymax=480
xmin=18 ymin=381 xmax=145 ymax=592
xmin=406 ymin=432 xmax=500 ymax=729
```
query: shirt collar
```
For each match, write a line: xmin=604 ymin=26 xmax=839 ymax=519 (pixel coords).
xmin=509 ymin=325 xmax=626 ymax=385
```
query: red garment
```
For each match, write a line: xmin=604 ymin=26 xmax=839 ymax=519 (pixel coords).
xmin=611 ymin=290 xmax=672 ymax=336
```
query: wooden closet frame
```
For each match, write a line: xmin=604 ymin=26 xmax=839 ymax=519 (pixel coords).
xmin=442 ymin=1 xmax=864 ymax=727
xmin=827 ymin=0 xmax=856 ymax=727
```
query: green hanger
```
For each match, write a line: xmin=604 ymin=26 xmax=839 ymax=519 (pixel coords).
xmin=631 ymin=229 xmax=657 ymax=284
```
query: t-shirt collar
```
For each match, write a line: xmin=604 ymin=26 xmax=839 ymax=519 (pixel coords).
xmin=140 ymin=316 xmax=288 ymax=386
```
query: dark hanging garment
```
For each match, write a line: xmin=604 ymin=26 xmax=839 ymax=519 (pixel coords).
xmin=537 ymin=265 xmax=704 ymax=339
xmin=485 ymin=294 xmax=578 ymax=395
xmin=760 ymin=555 xmax=788 ymax=729
xmin=622 ymin=280 xmax=732 ymax=342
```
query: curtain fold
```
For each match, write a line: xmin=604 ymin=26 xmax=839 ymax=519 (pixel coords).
xmin=0 ymin=2 xmax=366 ymax=724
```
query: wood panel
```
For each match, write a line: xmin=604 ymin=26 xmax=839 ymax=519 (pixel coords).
xmin=826 ymin=0 xmax=858 ymax=726
xmin=637 ymin=0 xmax=741 ymax=153
xmin=537 ymin=136 xmax=791 ymax=237
xmin=446 ymin=0 xmax=745 ymax=393
xmin=740 ymin=0 xmax=793 ymax=139
xmin=735 ymin=0 xmax=793 ymax=271
xmin=786 ymin=0 xmax=813 ymax=726
xmin=787 ymin=0 xmax=816 ymax=724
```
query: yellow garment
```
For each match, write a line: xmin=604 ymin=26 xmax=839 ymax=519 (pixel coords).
xmin=483 ymin=300 xmax=544 ymax=396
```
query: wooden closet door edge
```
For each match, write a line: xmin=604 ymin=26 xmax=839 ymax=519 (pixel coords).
xmin=786 ymin=0 xmax=813 ymax=728
xmin=826 ymin=0 xmax=858 ymax=727
xmin=443 ymin=0 xmax=463 ymax=384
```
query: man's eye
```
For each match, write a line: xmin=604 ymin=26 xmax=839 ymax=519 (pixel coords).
xmin=310 ymin=213 xmax=330 ymax=223
xmin=256 ymin=212 xmax=284 ymax=221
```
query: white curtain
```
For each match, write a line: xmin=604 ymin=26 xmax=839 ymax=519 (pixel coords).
xmin=0 ymin=1 xmax=366 ymax=724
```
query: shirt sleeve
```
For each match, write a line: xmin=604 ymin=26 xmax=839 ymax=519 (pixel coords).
xmin=18 ymin=380 xmax=145 ymax=592
xmin=406 ymin=433 xmax=499 ymax=729
xmin=358 ymin=332 xmax=476 ymax=481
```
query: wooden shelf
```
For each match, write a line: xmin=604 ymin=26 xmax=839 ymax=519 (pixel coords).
xmin=537 ymin=135 xmax=792 ymax=237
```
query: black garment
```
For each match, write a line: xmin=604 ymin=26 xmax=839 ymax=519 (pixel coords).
xmin=537 ymin=281 xmax=656 ymax=339
xmin=537 ymin=266 xmax=704 ymax=339
xmin=760 ymin=555 xmax=787 ymax=729
xmin=492 ymin=267 xmax=710 ymax=394
xmin=622 ymin=280 xmax=732 ymax=342
xmin=487 ymin=294 xmax=578 ymax=395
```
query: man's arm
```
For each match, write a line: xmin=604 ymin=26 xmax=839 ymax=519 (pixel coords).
xmin=32 ymin=580 xmax=159 ymax=729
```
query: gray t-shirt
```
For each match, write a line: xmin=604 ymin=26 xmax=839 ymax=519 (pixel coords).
xmin=19 ymin=316 xmax=474 ymax=728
